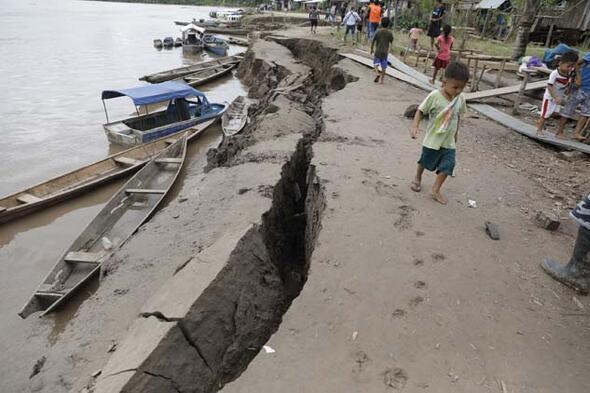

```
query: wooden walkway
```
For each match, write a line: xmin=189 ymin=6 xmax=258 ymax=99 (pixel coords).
xmin=341 ymin=51 xmax=589 ymax=155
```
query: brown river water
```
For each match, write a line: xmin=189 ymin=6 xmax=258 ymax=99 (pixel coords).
xmin=0 ymin=0 xmax=246 ymax=386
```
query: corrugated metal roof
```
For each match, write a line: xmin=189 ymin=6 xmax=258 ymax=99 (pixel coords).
xmin=476 ymin=0 xmax=508 ymax=9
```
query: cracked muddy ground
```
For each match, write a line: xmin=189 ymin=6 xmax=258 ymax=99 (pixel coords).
xmin=12 ymin=28 xmax=590 ymax=393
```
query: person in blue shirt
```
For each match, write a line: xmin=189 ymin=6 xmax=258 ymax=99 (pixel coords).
xmin=556 ymin=52 xmax=590 ymax=141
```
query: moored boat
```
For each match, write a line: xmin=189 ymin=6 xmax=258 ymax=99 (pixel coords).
xmin=0 ymin=119 xmax=216 ymax=225
xmin=18 ymin=136 xmax=188 ymax=319
xmin=139 ymin=54 xmax=243 ymax=83
xmin=202 ymin=34 xmax=228 ymax=56
xmin=102 ymin=81 xmax=227 ymax=146
xmin=177 ymin=63 xmax=237 ymax=87
xmin=163 ymin=36 xmax=174 ymax=48
xmin=205 ymin=26 xmax=249 ymax=36
xmin=174 ymin=37 xmax=183 ymax=47
xmin=153 ymin=39 xmax=163 ymax=49
xmin=227 ymin=36 xmax=249 ymax=47
xmin=222 ymin=96 xmax=249 ymax=137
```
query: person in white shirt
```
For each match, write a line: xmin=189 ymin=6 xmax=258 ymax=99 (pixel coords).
xmin=342 ymin=7 xmax=361 ymax=43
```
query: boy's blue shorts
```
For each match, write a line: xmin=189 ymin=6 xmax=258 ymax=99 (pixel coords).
xmin=373 ymin=57 xmax=388 ymax=70
xmin=418 ymin=146 xmax=456 ymax=176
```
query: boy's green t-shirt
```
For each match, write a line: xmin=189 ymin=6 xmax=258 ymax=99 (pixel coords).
xmin=372 ymin=29 xmax=394 ymax=59
xmin=418 ymin=89 xmax=467 ymax=150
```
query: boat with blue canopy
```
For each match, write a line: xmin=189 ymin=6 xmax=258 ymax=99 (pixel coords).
xmin=101 ymin=81 xmax=227 ymax=146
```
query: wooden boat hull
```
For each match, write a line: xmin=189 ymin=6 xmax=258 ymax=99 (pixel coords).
xmin=222 ymin=96 xmax=249 ymax=137
xmin=18 ymin=136 xmax=188 ymax=319
xmin=153 ymin=39 xmax=163 ymax=48
xmin=205 ymin=27 xmax=249 ymax=35
xmin=204 ymin=43 xmax=228 ymax=56
xmin=0 ymin=119 xmax=216 ymax=225
xmin=180 ymin=63 xmax=237 ymax=87
xmin=104 ymin=103 xmax=227 ymax=146
xmin=174 ymin=38 xmax=183 ymax=47
xmin=227 ymin=36 xmax=249 ymax=46
xmin=182 ymin=43 xmax=203 ymax=55
xmin=140 ymin=54 xmax=243 ymax=83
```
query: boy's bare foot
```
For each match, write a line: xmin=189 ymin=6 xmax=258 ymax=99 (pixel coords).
xmin=573 ymin=134 xmax=587 ymax=141
xmin=536 ymin=129 xmax=546 ymax=136
xmin=410 ymin=181 xmax=421 ymax=192
xmin=431 ymin=191 xmax=448 ymax=205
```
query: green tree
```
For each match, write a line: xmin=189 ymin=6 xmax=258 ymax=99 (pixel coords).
xmin=511 ymin=0 xmax=542 ymax=60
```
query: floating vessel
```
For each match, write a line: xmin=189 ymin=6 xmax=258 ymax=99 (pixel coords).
xmin=175 ymin=19 xmax=220 ymax=28
xmin=222 ymin=96 xmax=249 ymax=137
xmin=153 ymin=39 xmax=163 ymax=49
xmin=181 ymin=24 xmax=204 ymax=55
xmin=102 ymin=81 xmax=227 ymax=146
xmin=174 ymin=37 xmax=183 ymax=47
xmin=18 ymin=136 xmax=188 ymax=319
xmin=227 ymin=36 xmax=249 ymax=47
xmin=163 ymin=37 xmax=174 ymax=48
xmin=0 ymin=120 xmax=215 ymax=225
xmin=177 ymin=63 xmax=237 ymax=87
xmin=139 ymin=54 xmax=242 ymax=83
xmin=205 ymin=26 xmax=249 ymax=36
xmin=202 ymin=34 xmax=229 ymax=56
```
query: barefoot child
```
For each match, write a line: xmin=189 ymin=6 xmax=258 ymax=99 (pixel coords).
xmin=408 ymin=23 xmax=423 ymax=51
xmin=556 ymin=52 xmax=590 ymax=140
xmin=431 ymin=24 xmax=454 ymax=85
xmin=536 ymin=50 xmax=578 ymax=135
xmin=370 ymin=17 xmax=393 ymax=84
xmin=410 ymin=62 xmax=470 ymax=205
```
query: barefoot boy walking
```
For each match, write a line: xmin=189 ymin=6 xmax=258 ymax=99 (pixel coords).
xmin=370 ymin=17 xmax=393 ymax=84
xmin=410 ymin=62 xmax=470 ymax=205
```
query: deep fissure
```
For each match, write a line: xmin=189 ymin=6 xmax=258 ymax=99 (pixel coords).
xmin=115 ymin=38 xmax=357 ymax=393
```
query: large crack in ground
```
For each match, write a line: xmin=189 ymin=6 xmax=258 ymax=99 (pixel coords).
xmin=106 ymin=38 xmax=357 ymax=393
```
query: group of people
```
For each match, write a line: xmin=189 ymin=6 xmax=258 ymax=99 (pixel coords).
xmin=307 ymin=0 xmax=385 ymax=41
xmin=313 ymin=2 xmax=589 ymax=295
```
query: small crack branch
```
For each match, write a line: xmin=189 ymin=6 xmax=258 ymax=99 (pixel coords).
xmin=177 ymin=320 xmax=215 ymax=375
xmin=139 ymin=311 xmax=180 ymax=322
xmin=143 ymin=370 xmax=184 ymax=393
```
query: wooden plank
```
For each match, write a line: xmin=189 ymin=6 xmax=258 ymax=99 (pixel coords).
xmin=164 ymin=139 xmax=176 ymax=145
xmin=35 ymin=292 xmax=64 ymax=298
xmin=64 ymin=251 xmax=103 ymax=264
xmin=114 ymin=157 xmax=142 ymax=166
xmin=341 ymin=53 xmax=434 ymax=91
xmin=125 ymin=189 xmax=167 ymax=195
xmin=155 ymin=158 xmax=183 ymax=164
xmin=16 ymin=193 xmax=43 ymax=204
xmin=469 ymin=104 xmax=590 ymax=155
xmin=464 ymin=80 xmax=546 ymax=101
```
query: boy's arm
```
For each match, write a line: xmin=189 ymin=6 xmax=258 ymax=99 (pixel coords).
xmin=410 ymin=110 xmax=423 ymax=139
xmin=547 ymin=85 xmax=561 ymax=103
xmin=370 ymin=35 xmax=376 ymax=54
xmin=455 ymin=117 xmax=460 ymax=143
xmin=575 ymin=62 xmax=582 ymax=87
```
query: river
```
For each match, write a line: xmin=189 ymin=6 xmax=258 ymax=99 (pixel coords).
xmin=0 ymin=0 xmax=246 ymax=388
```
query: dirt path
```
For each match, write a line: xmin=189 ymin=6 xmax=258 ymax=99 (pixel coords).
xmin=221 ymin=32 xmax=590 ymax=393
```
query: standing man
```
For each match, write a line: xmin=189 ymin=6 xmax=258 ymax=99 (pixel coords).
xmin=367 ymin=0 xmax=382 ymax=40
xmin=309 ymin=6 xmax=319 ymax=35
xmin=541 ymin=193 xmax=590 ymax=295
xmin=427 ymin=0 xmax=446 ymax=48
xmin=342 ymin=6 xmax=361 ymax=43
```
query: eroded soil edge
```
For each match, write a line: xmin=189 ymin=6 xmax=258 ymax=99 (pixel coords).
xmin=106 ymin=38 xmax=357 ymax=393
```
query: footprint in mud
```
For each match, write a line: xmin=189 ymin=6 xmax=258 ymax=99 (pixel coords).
xmin=353 ymin=351 xmax=370 ymax=374
xmin=432 ymin=253 xmax=446 ymax=262
xmin=362 ymin=180 xmax=404 ymax=200
xmin=392 ymin=308 xmax=407 ymax=318
xmin=415 ymin=231 xmax=425 ymax=237
xmin=383 ymin=368 xmax=408 ymax=390
xmin=414 ymin=281 xmax=427 ymax=289
xmin=369 ymin=137 xmax=386 ymax=146
xmin=394 ymin=205 xmax=416 ymax=231
xmin=332 ymin=191 xmax=340 ymax=199
xmin=237 ymin=188 xmax=251 ymax=195
xmin=361 ymin=167 xmax=380 ymax=177
xmin=409 ymin=296 xmax=424 ymax=308
xmin=413 ymin=258 xmax=424 ymax=267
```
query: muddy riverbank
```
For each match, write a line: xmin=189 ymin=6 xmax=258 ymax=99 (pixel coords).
xmin=8 ymin=25 xmax=590 ymax=393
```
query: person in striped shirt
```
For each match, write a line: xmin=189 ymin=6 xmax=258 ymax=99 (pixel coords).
xmin=536 ymin=51 xmax=578 ymax=136
xmin=542 ymin=193 xmax=590 ymax=294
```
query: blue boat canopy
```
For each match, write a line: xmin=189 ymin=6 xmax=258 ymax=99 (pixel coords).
xmin=101 ymin=81 xmax=206 ymax=106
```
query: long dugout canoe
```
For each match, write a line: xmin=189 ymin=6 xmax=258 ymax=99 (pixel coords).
xmin=0 ymin=119 xmax=217 ymax=225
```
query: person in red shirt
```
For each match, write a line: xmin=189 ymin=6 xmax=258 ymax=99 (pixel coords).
xmin=367 ymin=0 xmax=382 ymax=40
xmin=431 ymin=25 xmax=454 ymax=85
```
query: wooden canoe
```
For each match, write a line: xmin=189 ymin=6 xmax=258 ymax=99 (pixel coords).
xmin=222 ymin=96 xmax=249 ymax=137
xmin=0 ymin=119 xmax=216 ymax=225
xmin=205 ymin=27 xmax=249 ymax=36
xmin=227 ymin=36 xmax=249 ymax=46
xmin=139 ymin=54 xmax=243 ymax=84
xmin=18 ymin=136 xmax=188 ymax=319
xmin=178 ymin=63 xmax=237 ymax=87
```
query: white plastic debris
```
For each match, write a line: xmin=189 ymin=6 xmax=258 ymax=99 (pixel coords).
xmin=468 ymin=199 xmax=477 ymax=208
xmin=352 ymin=331 xmax=358 ymax=341
xmin=101 ymin=236 xmax=113 ymax=250
xmin=263 ymin=345 xmax=275 ymax=354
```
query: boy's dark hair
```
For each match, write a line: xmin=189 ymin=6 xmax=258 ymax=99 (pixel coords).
xmin=445 ymin=62 xmax=470 ymax=82
xmin=380 ymin=17 xmax=390 ymax=28
xmin=442 ymin=24 xmax=452 ymax=38
xmin=560 ymin=50 xmax=579 ymax=64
